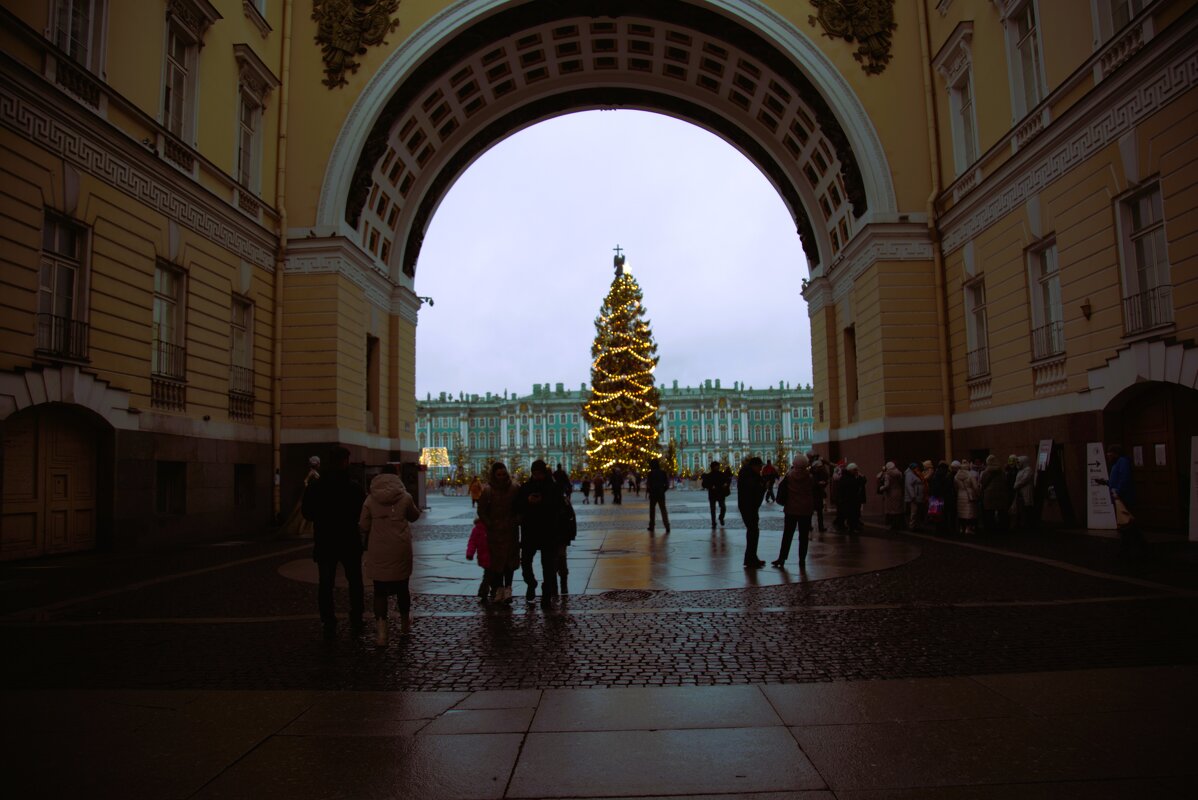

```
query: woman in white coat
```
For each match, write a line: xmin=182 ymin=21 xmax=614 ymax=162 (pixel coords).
xmin=359 ymin=467 xmax=421 ymax=644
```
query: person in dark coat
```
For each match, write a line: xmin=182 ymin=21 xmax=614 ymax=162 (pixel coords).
xmin=301 ymin=446 xmax=366 ymax=639
xmin=608 ymin=469 xmax=623 ymax=504
xmin=927 ymin=461 xmax=955 ymax=535
xmin=737 ymin=457 xmax=767 ymax=567
xmin=808 ymin=452 xmax=829 ymax=532
xmin=773 ymin=455 xmax=816 ymax=567
xmin=701 ymin=461 xmax=731 ymax=527
xmin=553 ymin=463 xmax=573 ymax=504
xmin=516 ymin=459 xmax=566 ymax=608
xmin=646 ymin=458 xmax=671 ymax=534
xmin=580 ymin=477 xmax=591 ymax=504
xmin=979 ymin=454 xmax=1009 ymax=535
xmin=1101 ymin=444 xmax=1145 ymax=556
xmin=837 ymin=463 xmax=866 ymax=533
xmin=592 ymin=472 xmax=605 ymax=504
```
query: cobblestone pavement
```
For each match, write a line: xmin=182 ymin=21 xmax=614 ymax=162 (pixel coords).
xmin=2 ymin=495 xmax=1195 ymax=692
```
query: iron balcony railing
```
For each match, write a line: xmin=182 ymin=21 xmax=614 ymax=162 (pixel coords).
xmin=152 ymin=339 xmax=186 ymax=380
xmin=966 ymin=345 xmax=990 ymax=378
xmin=1031 ymin=320 xmax=1065 ymax=360
xmin=36 ymin=313 xmax=89 ymax=360
xmin=229 ymin=364 xmax=254 ymax=395
xmin=1123 ymin=284 xmax=1173 ymax=335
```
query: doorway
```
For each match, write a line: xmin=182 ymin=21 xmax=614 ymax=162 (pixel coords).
xmin=1 ymin=404 xmax=102 ymax=560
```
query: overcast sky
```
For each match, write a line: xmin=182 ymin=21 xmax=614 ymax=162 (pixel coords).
xmin=413 ymin=110 xmax=812 ymax=400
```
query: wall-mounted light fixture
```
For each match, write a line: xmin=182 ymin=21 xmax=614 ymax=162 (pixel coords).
xmin=1081 ymin=298 xmax=1092 ymax=320
xmin=417 ymin=296 xmax=434 ymax=307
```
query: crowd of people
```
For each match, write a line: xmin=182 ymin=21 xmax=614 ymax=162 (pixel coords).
xmin=298 ymin=442 xmax=1144 ymax=645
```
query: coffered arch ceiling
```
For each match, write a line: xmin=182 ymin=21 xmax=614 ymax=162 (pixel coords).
xmin=324 ymin=0 xmax=896 ymax=281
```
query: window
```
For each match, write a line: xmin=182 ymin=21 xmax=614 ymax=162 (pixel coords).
xmin=1027 ymin=241 xmax=1064 ymax=359
xmin=952 ymin=72 xmax=979 ymax=174
xmin=152 ymin=261 xmax=185 ymax=380
xmin=999 ymin=1 xmax=1046 ymax=118
xmin=1119 ymin=183 xmax=1173 ymax=333
xmin=965 ymin=279 xmax=990 ymax=377
xmin=37 ymin=213 xmax=89 ymax=360
xmin=844 ymin=326 xmax=859 ymax=422
xmin=229 ymin=297 xmax=254 ymax=418
xmin=1110 ymin=0 xmax=1143 ymax=30
xmin=237 ymin=92 xmax=259 ymax=188
xmin=54 ymin=0 xmax=106 ymax=72
xmin=163 ymin=23 xmax=197 ymax=140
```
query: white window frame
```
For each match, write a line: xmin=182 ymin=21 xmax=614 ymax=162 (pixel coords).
xmin=1026 ymin=238 xmax=1064 ymax=360
xmin=152 ymin=260 xmax=187 ymax=379
xmin=230 ymin=295 xmax=253 ymax=370
xmin=38 ymin=212 xmax=90 ymax=357
xmin=964 ymin=278 xmax=990 ymax=378
xmin=162 ymin=20 xmax=199 ymax=142
xmin=52 ymin=0 xmax=108 ymax=74
xmin=236 ymin=89 xmax=261 ymax=189
xmin=1116 ymin=180 xmax=1173 ymax=334
xmin=1091 ymin=0 xmax=1146 ymax=44
xmin=994 ymin=0 xmax=1048 ymax=121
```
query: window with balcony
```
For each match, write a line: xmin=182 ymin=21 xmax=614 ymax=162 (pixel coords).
xmin=1027 ymin=240 xmax=1064 ymax=359
xmin=965 ymin=279 xmax=990 ymax=378
xmin=152 ymin=261 xmax=186 ymax=409
xmin=229 ymin=296 xmax=254 ymax=420
xmin=1119 ymin=183 xmax=1173 ymax=334
xmin=37 ymin=212 xmax=89 ymax=361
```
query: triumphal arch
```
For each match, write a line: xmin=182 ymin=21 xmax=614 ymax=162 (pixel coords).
xmin=2 ymin=0 xmax=1196 ymax=554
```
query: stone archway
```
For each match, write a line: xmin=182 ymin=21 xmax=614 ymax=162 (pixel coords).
xmin=316 ymin=0 xmax=899 ymax=282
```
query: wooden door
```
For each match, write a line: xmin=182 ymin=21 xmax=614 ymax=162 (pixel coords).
xmin=1 ymin=406 xmax=97 ymax=560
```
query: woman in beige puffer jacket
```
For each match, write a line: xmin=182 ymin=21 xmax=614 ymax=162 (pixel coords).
xmin=359 ymin=471 xmax=421 ymax=643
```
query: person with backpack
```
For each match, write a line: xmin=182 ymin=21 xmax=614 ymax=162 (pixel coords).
xmin=301 ymin=446 xmax=366 ymax=641
xmin=517 ymin=459 xmax=566 ymax=608
xmin=555 ymin=500 xmax=577 ymax=595
xmin=773 ymin=454 xmax=815 ymax=567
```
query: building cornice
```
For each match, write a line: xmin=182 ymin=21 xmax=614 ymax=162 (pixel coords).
xmin=285 ymin=236 xmax=398 ymax=312
xmin=940 ymin=4 xmax=1198 ymax=253
xmin=932 ymin=21 xmax=973 ymax=85
xmin=0 ymin=49 xmax=277 ymax=268
xmin=822 ymin=222 xmax=934 ymax=305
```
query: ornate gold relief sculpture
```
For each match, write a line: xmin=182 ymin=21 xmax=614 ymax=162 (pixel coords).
xmin=312 ymin=0 xmax=401 ymax=89
xmin=808 ymin=0 xmax=897 ymax=75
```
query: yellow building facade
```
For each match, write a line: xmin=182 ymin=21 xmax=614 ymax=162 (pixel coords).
xmin=0 ymin=0 xmax=1195 ymax=558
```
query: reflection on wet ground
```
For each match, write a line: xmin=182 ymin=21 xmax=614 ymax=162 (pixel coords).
xmin=279 ymin=493 xmax=920 ymax=594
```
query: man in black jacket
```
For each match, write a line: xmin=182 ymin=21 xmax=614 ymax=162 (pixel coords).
xmin=738 ymin=457 xmax=767 ymax=568
xmin=517 ymin=459 xmax=566 ymax=608
xmin=302 ymin=446 xmax=366 ymax=639
xmin=646 ymin=458 xmax=671 ymax=534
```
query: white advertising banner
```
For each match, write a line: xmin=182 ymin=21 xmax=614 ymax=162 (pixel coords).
xmin=1190 ymin=435 xmax=1198 ymax=542
xmin=1086 ymin=443 xmax=1116 ymax=530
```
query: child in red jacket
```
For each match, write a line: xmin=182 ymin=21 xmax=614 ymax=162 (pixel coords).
xmin=466 ymin=518 xmax=491 ymax=604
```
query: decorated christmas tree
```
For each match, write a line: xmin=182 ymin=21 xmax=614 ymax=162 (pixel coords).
xmin=583 ymin=247 xmax=662 ymax=472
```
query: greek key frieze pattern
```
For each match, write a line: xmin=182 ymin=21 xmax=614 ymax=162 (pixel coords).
xmin=942 ymin=47 xmax=1198 ymax=254
xmin=0 ymin=85 xmax=275 ymax=268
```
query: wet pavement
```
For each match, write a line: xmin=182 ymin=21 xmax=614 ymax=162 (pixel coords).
xmin=2 ymin=492 xmax=1196 ymax=798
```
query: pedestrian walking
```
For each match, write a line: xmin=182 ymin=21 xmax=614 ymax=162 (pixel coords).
xmin=468 ymin=476 xmax=483 ymax=507
xmin=593 ymin=473 xmax=605 ymax=504
xmin=701 ymin=461 xmax=730 ymax=527
xmin=646 ymin=458 xmax=671 ymax=534
xmin=762 ymin=459 xmax=779 ymax=504
xmin=555 ymin=501 xmax=577 ymax=594
xmin=738 ymin=457 xmax=767 ymax=567
xmin=280 ymin=455 xmax=321 ymax=537
xmin=359 ymin=465 xmax=422 ymax=644
xmin=609 ymin=469 xmax=623 ymax=505
xmin=979 ymin=455 xmax=1010 ymax=535
xmin=809 ymin=452 xmax=829 ymax=532
xmin=837 ymin=463 xmax=866 ymax=533
xmin=477 ymin=461 xmax=521 ymax=604
xmin=580 ymin=476 xmax=591 ymax=504
xmin=879 ymin=461 xmax=904 ymax=531
xmin=301 ymin=446 xmax=366 ymax=640
xmin=954 ymin=459 xmax=980 ymax=534
xmin=773 ymin=454 xmax=815 ymax=567
xmin=517 ymin=460 xmax=566 ymax=608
